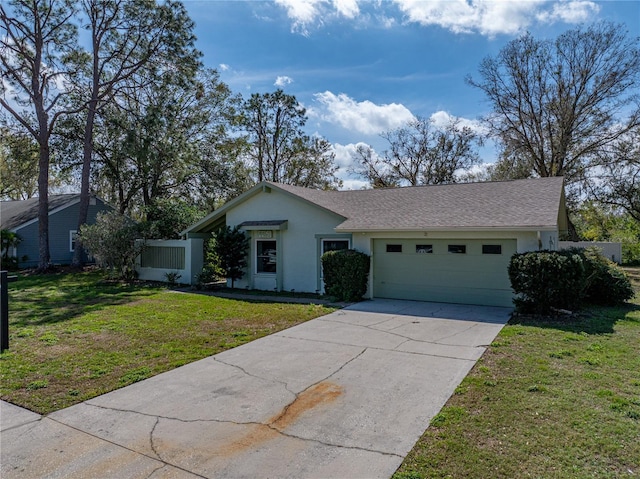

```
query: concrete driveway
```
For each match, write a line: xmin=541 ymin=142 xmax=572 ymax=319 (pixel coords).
xmin=1 ymin=299 xmax=511 ymax=479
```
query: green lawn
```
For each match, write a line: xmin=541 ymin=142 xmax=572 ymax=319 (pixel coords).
xmin=0 ymin=271 xmax=336 ymax=414
xmin=3 ymin=269 xmax=639 ymax=477
xmin=394 ymin=268 xmax=640 ymax=479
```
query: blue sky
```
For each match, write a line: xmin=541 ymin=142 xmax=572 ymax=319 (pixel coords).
xmin=182 ymin=0 xmax=640 ymax=188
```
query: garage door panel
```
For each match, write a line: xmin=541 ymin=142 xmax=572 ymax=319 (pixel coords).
xmin=378 ymin=268 xmax=509 ymax=290
xmin=375 ymin=256 xmax=512 ymax=276
xmin=373 ymin=239 xmax=516 ymax=307
xmin=375 ymin=281 xmax=514 ymax=306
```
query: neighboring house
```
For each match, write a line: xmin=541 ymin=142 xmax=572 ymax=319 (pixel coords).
xmin=0 ymin=194 xmax=113 ymax=268
xmin=184 ymin=177 xmax=568 ymax=307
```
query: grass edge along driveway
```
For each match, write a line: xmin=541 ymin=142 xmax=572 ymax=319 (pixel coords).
xmin=0 ymin=271 xmax=337 ymax=414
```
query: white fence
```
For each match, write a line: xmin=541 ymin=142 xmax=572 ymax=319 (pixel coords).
xmin=135 ymin=239 xmax=204 ymax=285
xmin=559 ymin=241 xmax=622 ymax=264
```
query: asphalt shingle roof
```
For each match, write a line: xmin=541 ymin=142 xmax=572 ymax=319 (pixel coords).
xmin=269 ymin=177 xmax=564 ymax=231
xmin=0 ymin=194 xmax=79 ymax=230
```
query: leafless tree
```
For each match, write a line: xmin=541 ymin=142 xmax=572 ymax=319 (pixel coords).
xmin=594 ymin=127 xmax=640 ymax=222
xmin=468 ymin=21 xmax=640 ymax=187
xmin=351 ymin=117 xmax=482 ymax=187
xmin=348 ymin=144 xmax=399 ymax=188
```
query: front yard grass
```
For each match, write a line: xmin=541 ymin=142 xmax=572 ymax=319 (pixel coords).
xmin=394 ymin=267 xmax=640 ymax=479
xmin=0 ymin=270 xmax=336 ymax=414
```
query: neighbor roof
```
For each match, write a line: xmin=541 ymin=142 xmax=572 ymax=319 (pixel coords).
xmin=1 ymin=194 xmax=80 ymax=230
xmin=185 ymin=177 xmax=566 ymax=234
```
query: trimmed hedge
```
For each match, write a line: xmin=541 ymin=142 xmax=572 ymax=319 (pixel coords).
xmin=509 ymin=248 xmax=634 ymax=313
xmin=509 ymin=250 xmax=586 ymax=312
xmin=579 ymin=247 xmax=635 ymax=305
xmin=322 ymin=249 xmax=370 ymax=302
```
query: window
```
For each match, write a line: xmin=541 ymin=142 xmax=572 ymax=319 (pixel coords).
xmin=322 ymin=239 xmax=350 ymax=254
xmin=482 ymin=244 xmax=502 ymax=255
xmin=416 ymin=244 xmax=433 ymax=254
xmin=386 ymin=244 xmax=402 ymax=253
xmin=256 ymin=240 xmax=277 ymax=274
xmin=69 ymin=230 xmax=78 ymax=252
xmin=448 ymin=244 xmax=466 ymax=254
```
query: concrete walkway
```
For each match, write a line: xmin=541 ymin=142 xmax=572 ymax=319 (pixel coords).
xmin=1 ymin=299 xmax=511 ymax=479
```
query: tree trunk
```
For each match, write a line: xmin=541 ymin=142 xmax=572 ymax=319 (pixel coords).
xmin=566 ymin=216 xmax=581 ymax=242
xmin=73 ymin=101 xmax=98 ymax=267
xmin=36 ymin=142 xmax=50 ymax=271
xmin=34 ymin=77 xmax=50 ymax=270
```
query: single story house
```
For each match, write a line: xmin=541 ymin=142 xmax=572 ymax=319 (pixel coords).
xmin=183 ymin=177 xmax=568 ymax=307
xmin=0 ymin=194 xmax=113 ymax=268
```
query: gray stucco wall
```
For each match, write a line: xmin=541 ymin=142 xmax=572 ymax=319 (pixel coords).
xmin=14 ymin=198 xmax=112 ymax=268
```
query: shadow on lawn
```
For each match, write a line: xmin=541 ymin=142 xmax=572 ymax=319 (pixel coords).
xmin=509 ymin=301 xmax=640 ymax=335
xmin=8 ymin=272 xmax=163 ymax=326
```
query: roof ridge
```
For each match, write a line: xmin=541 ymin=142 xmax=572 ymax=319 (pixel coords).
xmin=269 ymin=176 xmax=564 ymax=194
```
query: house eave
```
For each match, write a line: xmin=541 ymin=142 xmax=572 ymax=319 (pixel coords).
xmin=239 ymin=220 xmax=288 ymax=231
xmin=335 ymin=225 xmax=560 ymax=233
xmin=8 ymin=194 xmax=104 ymax=232
xmin=182 ymin=182 xmax=347 ymax=236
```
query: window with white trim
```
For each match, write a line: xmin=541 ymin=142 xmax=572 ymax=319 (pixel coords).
xmin=322 ymin=239 xmax=350 ymax=255
xmin=256 ymin=240 xmax=277 ymax=274
xmin=70 ymin=230 xmax=78 ymax=252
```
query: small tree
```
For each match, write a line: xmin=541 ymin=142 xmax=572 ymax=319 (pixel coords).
xmin=79 ymin=211 xmax=144 ymax=280
xmin=195 ymin=236 xmax=226 ymax=288
xmin=1 ymin=229 xmax=22 ymax=270
xmin=212 ymin=226 xmax=249 ymax=288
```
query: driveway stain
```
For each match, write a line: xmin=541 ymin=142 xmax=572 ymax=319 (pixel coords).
xmin=271 ymin=381 xmax=342 ymax=430
xmin=218 ymin=381 xmax=343 ymax=457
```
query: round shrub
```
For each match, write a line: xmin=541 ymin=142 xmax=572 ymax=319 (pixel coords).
xmin=509 ymin=248 xmax=634 ymax=313
xmin=579 ymin=247 xmax=634 ymax=305
xmin=508 ymin=250 xmax=586 ymax=313
xmin=322 ymin=249 xmax=370 ymax=302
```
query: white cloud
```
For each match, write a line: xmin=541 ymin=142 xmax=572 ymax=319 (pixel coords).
xmin=538 ymin=1 xmax=600 ymax=24
xmin=429 ymin=110 xmax=487 ymax=135
xmin=274 ymin=0 xmax=360 ymax=34
xmin=332 ymin=142 xmax=364 ymax=168
xmin=275 ymin=0 xmax=322 ymax=26
xmin=274 ymin=75 xmax=293 ymax=87
xmin=333 ymin=0 xmax=360 ymax=18
xmin=272 ymin=0 xmax=600 ymax=37
xmin=340 ymin=178 xmax=371 ymax=190
xmin=331 ymin=142 xmax=377 ymax=190
xmin=393 ymin=0 xmax=600 ymax=36
xmin=313 ymin=91 xmax=415 ymax=135
xmin=219 ymin=63 xmax=230 ymax=72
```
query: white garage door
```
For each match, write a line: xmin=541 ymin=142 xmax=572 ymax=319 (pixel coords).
xmin=373 ymin=239 xmax=516 ymax=307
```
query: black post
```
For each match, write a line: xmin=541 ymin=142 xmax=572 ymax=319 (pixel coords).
xmin=1 ymin=271 xmax=8 ymax=352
